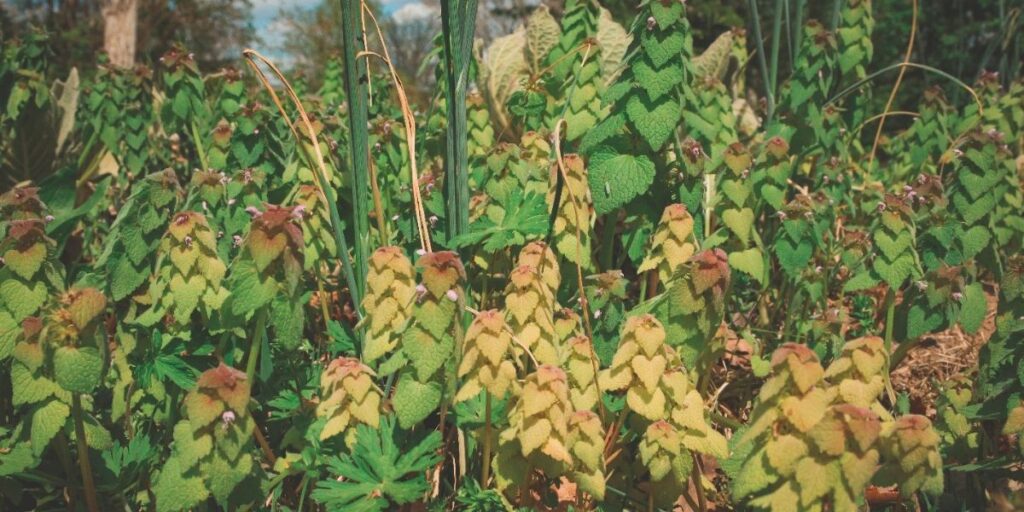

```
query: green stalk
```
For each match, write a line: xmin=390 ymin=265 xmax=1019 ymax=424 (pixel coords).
xmin=791 ymin=0 xmax=806 ymax=66
xmin=246 ymin=309 xmax=268 ymax=382
xmin=769 ymin=0 xmax=784 ymax=100
xmin=882 ymin=288 xmax=897 ymax=402
xmin=830 ymin=0 xmax=842 ymax=31
xmin=340 ymin=0 xmax=371 ymax=296
xmin=825 ymin=62 xmax=980 ymax=109
xmin=482 ymin=392 xmax=492 ymax=486
xmin=441 ymin=0 xmax=480 ymax=240
xmin=748 ymin=0 xmax=776 ymax=122
xmin=71 ymin=395 xmax=100 ymax=512
xmin=189 ymin=121 xmax=209 ymax=172
xmin=598 ymin=214 xmax=616 ymax=271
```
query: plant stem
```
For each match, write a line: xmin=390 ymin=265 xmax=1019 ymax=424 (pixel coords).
xmin=769 ymin=0 xmax=784 ymax=100
xmin=748 ymin=0 xmax=776 ymax=121
xmin=189 ymin=121 xmax=209 ymax=172
xmin=599 ymin=214 xmax=616 ymax=271
xmin=54 ymin=432 xmax=78 ymax=512
xmin=71 ymin=395 xmax=100 ymax=512
xmin=882 ymin=287 xmax=898 ymax=403
xmin=246 ymin=309 xmax=268 ymax=383
xmin=692 ymin=453 xmax=708 ymax=512
xmin=482 ymin=392 xmax=492 ymax=486
xmin=296 ymin=473 xmax=311 ymax=512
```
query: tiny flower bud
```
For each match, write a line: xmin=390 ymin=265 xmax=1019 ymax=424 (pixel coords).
xmin=445 ymin=289 xmax=459 ymax=302
xmin=245 ymin=206 xmax=261 ymax=218
xmin=232 ymin=235 xmax=243 ymax=247
xmin=952 ymin=292 xmax=963 ymax=301
xmin=291 ymin=205 xmax=306 ymax=220
xmin=44 ymin=214 xmax=54 ymax=223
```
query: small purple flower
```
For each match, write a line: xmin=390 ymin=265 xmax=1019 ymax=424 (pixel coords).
xmin=775 ymin=211 xmax=787 ymax=220
xmin=415 ymin=248 xmax=426 ymax=256
xmin=291 ymin=205 xmax=306 ymax=220
xmin=952 ymin=291 xmax=963 ymax=301
xmin=232 ymin=235 xmax=243 ymax=247
xmin=245 ymin=206 xmax=262 ymax=218
xmin=445 ymin=289 xmax=459 ymax=302
xmin=44 ymin=214 xmax=54 ymax=223
xmin=876 ymin=202 xmax=886 ymax=212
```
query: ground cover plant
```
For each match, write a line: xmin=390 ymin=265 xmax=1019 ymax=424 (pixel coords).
xmin=1 ymin=0 xmax=1024 ymax=510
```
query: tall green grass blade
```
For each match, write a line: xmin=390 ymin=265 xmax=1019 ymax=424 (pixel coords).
xmin=748 ymin=0 xmax=776 ymax=121
xmin=340 ymin=0 xmax=371 ymax=299
xmin=441 ymin=0 xmax=479 ymax=240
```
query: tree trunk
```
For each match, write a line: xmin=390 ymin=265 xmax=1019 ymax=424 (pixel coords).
xmin=101 ymin=0 xmax=138 ymax=68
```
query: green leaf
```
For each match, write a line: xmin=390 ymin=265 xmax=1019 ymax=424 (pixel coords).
xmin=959 ymin=283 xmax=987 ymax=334
xmin=728 ymin=248 xmax=765 ymax=284
xmin=873 ymin=254 xmax=917 ymax=288
xmin=11 ymin=364 xmax=57 ymax=405
xmin=153 ymin=457 xmax=209 ymax=512
xmin=633 ymin=58 xmax=683 ymax=100
xmin=649 ymin=0 xmax=682 ymax=29
xmin=722 ymin=208 xmax=755 ymax=245
xmin=392 ymin=373 xmax=442 ymax=429
xmin=270 ymin=295 xmax=304 ymax=349
xmin=960 ymin=225 xmax=991 ymax=259
xmin=31 ymin=399 xmax=70 ymax=456
xmin=229 ymin=259 xmax=277 ymax=315
xmin=0 ymin=278 xmax=48 ymax=320
xmin=588 ymin=149 xmax=656 ymax=215
xmin=625 ymin=93 xmax=680 ymax=150
xmin=843 ymin=271 xmax=879 ymax=292
xmin=53 ymin=346 xmax=104 ymax=394
xmin=448 ymin=190 xmax=547 ymax=252
xmin=312 ymin=416 xmax=442 ymax=509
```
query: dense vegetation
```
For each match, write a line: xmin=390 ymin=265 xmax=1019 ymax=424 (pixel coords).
xmin=1 ymin=0 xmax=1023 ymax=510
